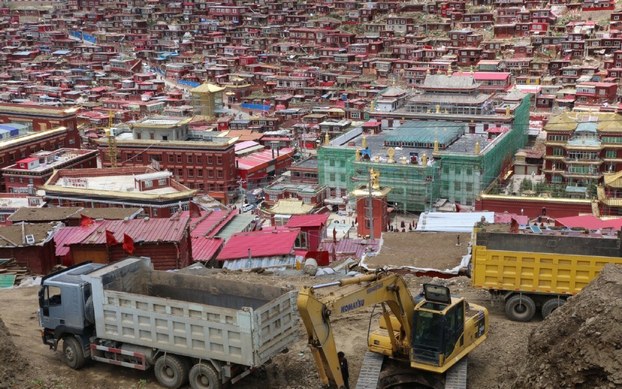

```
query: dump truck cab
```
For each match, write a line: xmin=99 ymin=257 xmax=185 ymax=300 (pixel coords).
xmin=39 ymin=262 xmax=102 ymax=349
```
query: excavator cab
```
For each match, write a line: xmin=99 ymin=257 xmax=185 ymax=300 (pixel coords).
xmin=410 ymin=284 xmax=482 ymax=374
xmin=411 ymin=284 xmax=463 ymax=367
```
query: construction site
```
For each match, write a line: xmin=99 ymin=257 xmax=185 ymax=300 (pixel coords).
xmin=0 ymin=224 xmax=621 ymax=389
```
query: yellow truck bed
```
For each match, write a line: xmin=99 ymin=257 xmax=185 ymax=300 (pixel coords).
xmin=472 ymin=245 xmax=622 ymax=295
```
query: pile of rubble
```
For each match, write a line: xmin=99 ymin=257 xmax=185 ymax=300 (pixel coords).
xmin=0 ymin=318 xmax=30 ymax=388
xmin=505 ymin=264 xmax=622 ymax=389
xmin=0 ymin=259 xmax=29 ymax=287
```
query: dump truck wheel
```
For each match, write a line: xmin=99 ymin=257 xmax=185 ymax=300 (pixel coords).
xmin=154 ymin=354 xmax=189 ymax=389
xmin=63 ymin=336 xmax=85 ymax=370
xmin=505 ymin=294 xmax=536 ymax=322
xmin=541 ymin=298 xmax=565 ymax=319
xmin=189 ymin=362 xmax=222 ymax=389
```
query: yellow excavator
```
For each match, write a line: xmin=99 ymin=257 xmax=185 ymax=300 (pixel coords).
xmin=297 ymin=272 xmax=488 ymax=389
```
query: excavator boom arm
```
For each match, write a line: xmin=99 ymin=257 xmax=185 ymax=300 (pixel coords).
xmin=297 ymin=273 xmax=416 ymax=388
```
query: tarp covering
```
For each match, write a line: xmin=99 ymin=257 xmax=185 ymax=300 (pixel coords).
xmin=416 ymin=212 xmax=495 ymax=232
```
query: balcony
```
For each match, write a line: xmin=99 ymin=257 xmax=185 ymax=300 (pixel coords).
xmin=563 ymin=157 xmax=602 ymax=165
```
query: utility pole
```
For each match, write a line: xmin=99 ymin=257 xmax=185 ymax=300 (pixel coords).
xmin=367 ymin=168 xmax=375 ymax=242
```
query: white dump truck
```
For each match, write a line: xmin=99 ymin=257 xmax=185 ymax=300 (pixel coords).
xmin=39 ymin=257 xmax=299 ymax=389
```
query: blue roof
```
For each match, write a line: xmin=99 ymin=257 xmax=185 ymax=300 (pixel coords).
xmin=52 ymin=50 xmax=71 ymax=55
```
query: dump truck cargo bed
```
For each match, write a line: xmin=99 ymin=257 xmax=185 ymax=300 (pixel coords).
xmin=472 ymin=231 xmax=622 ymax=295
xmin=84 ymin=257 xmax=298 ymax=367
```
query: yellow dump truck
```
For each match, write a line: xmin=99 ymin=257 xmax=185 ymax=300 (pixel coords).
xmin=471 ymin=227 xmax=622 ymax=321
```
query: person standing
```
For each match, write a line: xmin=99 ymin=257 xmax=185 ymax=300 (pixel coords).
xmin=338 ymin=351 xmax=350 ymax=389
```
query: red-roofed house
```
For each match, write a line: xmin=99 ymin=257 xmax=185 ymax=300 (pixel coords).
xmin=454 ymin=72 xmax=512 ymax=92
xmin=62 ymin=216 xmax=191 ymax=269
xmin=236 ymin=147 xmax=296 ymax=188
xmin=285 ymin=214 xmax=329 ymax=255
xmin=216 ymin=227 xmax=300 ymax=270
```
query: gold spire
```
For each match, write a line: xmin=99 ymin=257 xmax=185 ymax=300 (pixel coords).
xmin=421 ymin=153 xmax=428 ymax=166
xmin=370 ymin=168 xmax=380 ymax=190
xmin=474 ymin=141 xmax=481 ymax=155
xmin=355 ymin=148 xmax=361 ymax=161
xmin=362 ymin=135 xmax=367 ymax=148
xmin=434 ymin=139 xmax=439 ymax=153
xmin=324 ymin=132 xmax=330 ymax=145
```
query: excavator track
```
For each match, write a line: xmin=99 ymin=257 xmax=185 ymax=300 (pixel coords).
xmin=356 ymin=352 xmax=468 ymax=389
xmin=444 ymin=358 xmax=467 ymax=389
xmin=355 ymin=351 xmax=385 ymax=389
xmin=377 ymin=358 xmax=444 ymax=389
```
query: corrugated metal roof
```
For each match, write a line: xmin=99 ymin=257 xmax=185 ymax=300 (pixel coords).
xmin=286 ymin=214 xmax=329 ymax=228
xmin=191 ymin=237 xmax=223 ymax=261
xmin=191 ymin=209 xmax=236 ymax=238
xmin=236 ymin=148 xmax=295 ymax=170
xmin=78 ymin=217 xmax=189 ymax=245
xmin=319 ymin=238 xmax=381 ymax=259
xmin=54 ymin=225 xmax=100 ymax=256
xmin=214 ymin=214 xmax=256 ymax=239
xmin=217 ymin=227 xmax=299 ymax=261
xmin=222 ymin=256 xmax=295 ymax=270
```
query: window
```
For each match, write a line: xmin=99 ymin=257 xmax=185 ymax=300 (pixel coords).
xmin=294 ymin=231 xmax=308 ymax=249
xmin=188 ymin=169 xmax=194 ymax=177
xmin=197 ymin=169 xmax=203 ymax=177
xmin=46 ymin=286 xmax=62 ymax=306
xmin=329 ymin=173 xmax=336 ymax=181
xmin=208 ymin=169 xmax=214 ymax=178
xmin=217 ymin=170 xmax=223 ymax=178
xmin=454 ymin=182 xmax=461 ymax=191
xmin=605 ymin=150 xmax=617 ymax=159
xmin=553 ymin=147 xmax=564 ymax=156
xmin=168 ymin=155 xmax=175 ymax=163
xmin=207 ymin=156 xmax=213 ymax=164
xmin=217 ymin=156 xmax=222 ymax=165
xmin=187 ymin=155 xmax=193 ymax=163
xmin=177 ymin=155 xmax=182 ymax=163
xmin=144 ymin=180 xmax=153 ymax=188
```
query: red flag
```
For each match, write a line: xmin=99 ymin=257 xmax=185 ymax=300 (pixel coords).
xmin=105 ymin=230 xmax=118 ymax=246
xmin=80 ymin=214 xmax=94 ymax=227
xmin=123 ymin=234 xmax=135 ymax=254
xmin=189 ymin=202 xmax=202 ymax=218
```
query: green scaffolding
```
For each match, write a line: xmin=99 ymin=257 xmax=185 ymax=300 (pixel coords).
xmin=318 ymin=96 xmax=531 ymax=212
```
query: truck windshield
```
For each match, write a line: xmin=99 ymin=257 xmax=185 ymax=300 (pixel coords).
xmin=413 ymin=311 xmax=444 ymax=350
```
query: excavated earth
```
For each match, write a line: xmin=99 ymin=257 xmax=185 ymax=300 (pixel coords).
xmin=502 ymin=264 xmax=622 ymax=389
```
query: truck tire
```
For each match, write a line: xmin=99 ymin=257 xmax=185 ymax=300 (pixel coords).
xmin=505 ymin=294 xmax=536 ymax=322
xmin=189 ymin=362 xmax=222 ymax=389
xmin=63 ymin=336 xmax=86 ymax=370
xmin=541 ymin=298 xmax=565 ymax=319
xmin=154 ymin=354 xmax=189 ymax=389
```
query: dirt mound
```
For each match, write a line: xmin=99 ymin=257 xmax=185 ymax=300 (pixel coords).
xmin=0 ymin=318 xmax=31 ymax=388
xmin=507 ymin=264 xmax=622 ymax=389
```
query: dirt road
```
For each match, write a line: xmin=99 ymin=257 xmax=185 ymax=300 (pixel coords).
xmin=0 ymin=272 xmax=536 ymax=389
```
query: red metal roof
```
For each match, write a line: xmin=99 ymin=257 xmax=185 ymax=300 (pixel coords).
xmin=236 ymin=148 xmax=295 ymax=171
xmin=54 ymin=224 xmax=100 ymax=256
xmin=556 ymin=215 xmax=622 ymax=230
xmin=77 ymin=217 xmax=190 ymax=245
xmin=286 ymin=214 xmax=329 ymax=228
xmin=191 ymin=237 xmax=223 ymax=261
xmin=190 ymin=209 xmax=236 ymax=238
xmin=216 ymin=227 xmax=300 ymax=261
